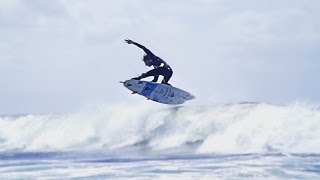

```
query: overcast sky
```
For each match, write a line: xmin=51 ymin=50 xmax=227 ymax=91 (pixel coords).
xmin=1 ymin=0 xmax=320 ymax=114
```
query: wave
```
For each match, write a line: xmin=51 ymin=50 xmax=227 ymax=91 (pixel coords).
xmin=0 ymin=103 xmax=320 ymax=154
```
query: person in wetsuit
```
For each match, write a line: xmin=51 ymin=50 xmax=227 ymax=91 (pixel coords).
xmin=125 ymin=39 xmax=173 ymax=85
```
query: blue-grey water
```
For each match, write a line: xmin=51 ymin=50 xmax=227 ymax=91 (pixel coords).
xmin=1 ymin=103 xmax=320 ymax=179
xmin=0 ymin=152 xmax=320 ymax=179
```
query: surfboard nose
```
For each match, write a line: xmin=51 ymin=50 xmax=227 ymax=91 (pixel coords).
xmin=123 ymin=79 xmax=145 ymax=95
xmin=124 ymin=80 xmax=133 ymax=87
xmin=125 ymin=82 xmax=132 ymax=87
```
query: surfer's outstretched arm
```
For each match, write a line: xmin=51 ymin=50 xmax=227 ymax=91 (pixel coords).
xmin=125 ymin=39 xmax=155 ymax=57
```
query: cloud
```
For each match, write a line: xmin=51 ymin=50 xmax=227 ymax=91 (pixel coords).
xmin=1 ymin=0 xmax=320 ymax=113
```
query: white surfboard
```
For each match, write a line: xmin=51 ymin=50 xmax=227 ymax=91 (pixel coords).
xmin=122 ymin=79 xmax=195 ymax=105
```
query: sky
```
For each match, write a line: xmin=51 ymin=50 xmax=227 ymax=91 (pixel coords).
xmin=0 ymin=0 xmax=320 ymax=114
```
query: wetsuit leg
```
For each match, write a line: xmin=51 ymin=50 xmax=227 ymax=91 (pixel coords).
xmin=141 ymin=67 xmax=173 ymax=84
xmin=161 ymin=68 xmax=173 ymax=84
xmin=141 ymin=68 xmax=161 ymax=80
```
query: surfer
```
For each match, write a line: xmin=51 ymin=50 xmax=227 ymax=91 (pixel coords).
xmin=125 ymin=39 xmax=173 ymax=85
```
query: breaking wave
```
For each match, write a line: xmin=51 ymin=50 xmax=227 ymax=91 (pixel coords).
xmin=1 ymin=103 xmax=320 ymax=154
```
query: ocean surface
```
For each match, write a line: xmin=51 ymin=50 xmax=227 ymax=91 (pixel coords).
xmin=1 ymin=103 xmax=320 ymax=179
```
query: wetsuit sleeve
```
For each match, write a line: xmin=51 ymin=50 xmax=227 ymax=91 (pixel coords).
xmin=132 ymin=42 xmax=156 ymax=58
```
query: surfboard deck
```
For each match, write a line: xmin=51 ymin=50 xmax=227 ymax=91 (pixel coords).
xmin=122 ymin=79 xmax=195 ymax=105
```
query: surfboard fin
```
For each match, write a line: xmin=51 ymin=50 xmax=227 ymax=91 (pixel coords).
xmin=131 ymin=92 xmax=137 ymax=94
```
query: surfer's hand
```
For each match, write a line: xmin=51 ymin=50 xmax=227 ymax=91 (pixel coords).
xmin=132 ymin=77 xmax=141 ymax=80
xmin=125 ymin=39 xmax=133 ymax=44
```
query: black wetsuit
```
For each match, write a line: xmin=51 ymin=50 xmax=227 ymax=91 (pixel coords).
xmin=133 ymin=42 xmax=173 ymax=84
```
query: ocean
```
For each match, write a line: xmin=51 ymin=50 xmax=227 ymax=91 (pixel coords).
xmin=0 ymin=103 xmax=319 ymax=179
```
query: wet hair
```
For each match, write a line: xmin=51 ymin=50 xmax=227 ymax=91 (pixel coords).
xmin=143 ymin=54 xmax=150 ymax=62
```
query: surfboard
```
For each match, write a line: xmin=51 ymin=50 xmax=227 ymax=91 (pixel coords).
xmin=122 ymin=79 xmax=195 ymax=105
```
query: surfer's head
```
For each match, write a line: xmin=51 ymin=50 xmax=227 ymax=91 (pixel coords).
xmin=143 ymin=54 xmax=152 ymax=67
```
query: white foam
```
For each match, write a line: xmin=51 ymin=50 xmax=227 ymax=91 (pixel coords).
xmin=0 ymin=103 xmax=320 ymax=154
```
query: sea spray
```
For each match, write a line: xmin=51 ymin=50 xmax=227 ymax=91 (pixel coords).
xmin=0 ymin=103 xmax=319 ymax=154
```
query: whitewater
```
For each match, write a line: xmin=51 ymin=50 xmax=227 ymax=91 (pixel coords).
xmin=0 ymin=103 xmax=320 ymax=179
